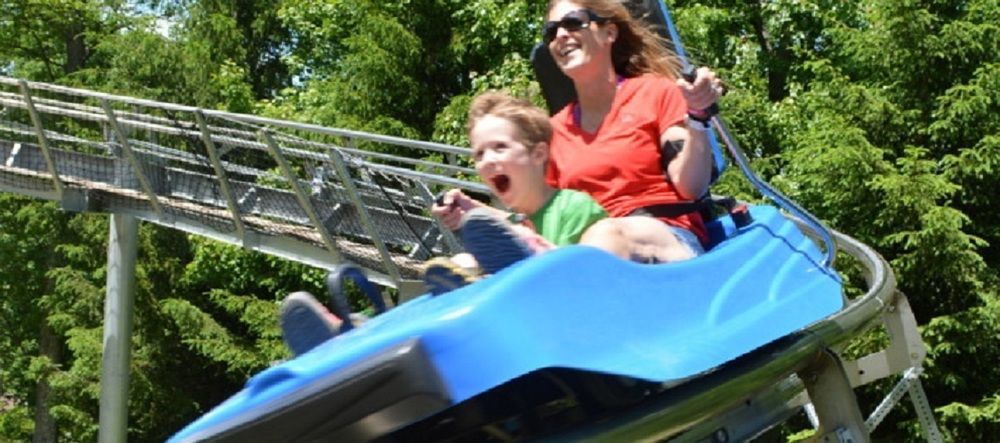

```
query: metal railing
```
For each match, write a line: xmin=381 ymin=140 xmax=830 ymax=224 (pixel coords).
xmin=0 ymin=75 xmax=489 ymax=289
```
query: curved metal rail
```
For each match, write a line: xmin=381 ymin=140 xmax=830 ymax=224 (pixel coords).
xmin=712 ymin=122 xmax=839 ymax=269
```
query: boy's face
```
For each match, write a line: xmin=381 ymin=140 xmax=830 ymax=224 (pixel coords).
xmin=469 ymin=115 xmax=548 ymax=212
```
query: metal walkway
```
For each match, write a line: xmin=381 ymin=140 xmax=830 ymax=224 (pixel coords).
xmin=0 ymin=76 xmax=490 ymax=289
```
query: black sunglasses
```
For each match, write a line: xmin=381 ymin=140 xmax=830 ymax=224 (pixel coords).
xmin=543 ymin=9 xmax=609 ymax=43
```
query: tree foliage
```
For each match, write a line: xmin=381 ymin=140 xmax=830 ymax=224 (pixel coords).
xmin=0 ymin=0 xmax=996 ymax=441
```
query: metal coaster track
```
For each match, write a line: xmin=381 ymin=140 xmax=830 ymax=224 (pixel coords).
xmin=1 ymin=76 xmax=489 ymax=290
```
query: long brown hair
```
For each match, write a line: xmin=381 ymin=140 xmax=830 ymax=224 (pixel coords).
xmin=546 ymin=0 xmax=682 ymax=79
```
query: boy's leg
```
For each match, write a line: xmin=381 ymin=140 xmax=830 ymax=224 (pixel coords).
xmin=460 ymin=208 xmax=535 ymax=274
xmin=509 ymin=223 xmax=556 ymax=253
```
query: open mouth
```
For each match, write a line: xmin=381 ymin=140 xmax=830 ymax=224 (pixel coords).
xmin=490 ymin=174 xmax=511 ymax=194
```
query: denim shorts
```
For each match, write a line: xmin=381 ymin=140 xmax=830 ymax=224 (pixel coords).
xmin=664 ymin=224 xmax=706 ymax=257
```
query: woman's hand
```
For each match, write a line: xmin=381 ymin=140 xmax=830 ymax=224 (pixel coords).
xmin=663 ymin=67 xmax=724 ymax=200
xmin=431 ymin=188 xmax=480 ymax=230
xmin=677 ymin=67 xmax=723 ymax=112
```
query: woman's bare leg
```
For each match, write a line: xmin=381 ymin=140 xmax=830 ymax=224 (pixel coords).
xmin=579 ymin=217 xmax=696 ymax=263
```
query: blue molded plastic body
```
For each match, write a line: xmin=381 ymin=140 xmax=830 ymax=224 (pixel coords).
xmin=171 ymin=205 xmax=843 ymax=441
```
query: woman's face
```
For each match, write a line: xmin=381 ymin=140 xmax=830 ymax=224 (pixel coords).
xmin=545 ymin=1 xmax=616 ymax=79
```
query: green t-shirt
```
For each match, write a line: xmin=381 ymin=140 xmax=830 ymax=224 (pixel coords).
xmin=515 ymin=189 xmax=607 ymax=247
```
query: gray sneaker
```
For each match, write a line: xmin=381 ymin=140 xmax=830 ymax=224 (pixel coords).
xmin=459 ymin=208 xmax=534 ymax=274
xmin=279 ymin=291 xmax=342 ymax=356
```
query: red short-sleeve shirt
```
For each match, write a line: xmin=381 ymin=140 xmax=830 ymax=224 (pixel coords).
xmin=546 ymin=74 xmax=708 ymax=244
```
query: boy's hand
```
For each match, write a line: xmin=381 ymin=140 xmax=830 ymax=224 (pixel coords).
xmin=431 ymin=189 xmax=476 ymax=230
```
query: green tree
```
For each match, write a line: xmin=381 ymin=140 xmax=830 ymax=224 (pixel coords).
xmin=1 ymin=2 xmax=293 ymax=440
xmin=0 ymin=197 xmax=76 ymax=442
xmin=178 ymin=0 xmax=292 ymax=99
xmin=673 ymin=0 xmax=998 ymax=439
xmin=0 ymin=0 xmax=131 ymax=80
xmin=1 ymin=1 xmax=997 ymax=441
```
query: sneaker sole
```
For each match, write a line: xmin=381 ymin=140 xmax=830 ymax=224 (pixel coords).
xmin=461 ymin=210 xmax=533 ymax=274
xmin=280 ymin=292 xmax=341 ymax=356
xmin=424 ymin=264 xmax=473 ymax=295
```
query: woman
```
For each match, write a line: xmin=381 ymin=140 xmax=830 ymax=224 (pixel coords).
xmin=542 ymin=0 xmax=723 ymax=263
xmin=434 ymin=0 xmax=723 ymax=266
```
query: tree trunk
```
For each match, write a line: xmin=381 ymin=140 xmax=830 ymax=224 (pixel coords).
xmin=34 ymin=245 xmax=64 ymax=443
xmin=63 ymin=21 xmax=87 ymax=75
xmin=32 ymin=321 xmax=60 ymax=443
xmin=748 ymin=1 xmax=790 ymax=102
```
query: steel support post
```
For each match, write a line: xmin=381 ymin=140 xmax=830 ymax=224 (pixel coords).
xmin=908 ymin=376 xmax=944 ymax=443
xmin=98 ymin=214 xmax=138 ymax=443
xmin=799 ymin=350 xmax=870 ymax=443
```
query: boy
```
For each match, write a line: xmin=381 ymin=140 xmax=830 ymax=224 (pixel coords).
xmin=424 ymin=91 xmax=607 ymax=293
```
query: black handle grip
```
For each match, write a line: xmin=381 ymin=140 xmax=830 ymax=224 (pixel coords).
xmin=680 ymin=66 xmax=698 ymax=83
xmin=682 ymin=66 xmax=720 ymax=118
xmin=434 ymin=190 xmax=460 ymax=209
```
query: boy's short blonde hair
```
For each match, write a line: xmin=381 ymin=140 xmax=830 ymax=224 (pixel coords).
xmin=467 ymin=91 xmax=552 ymax=150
